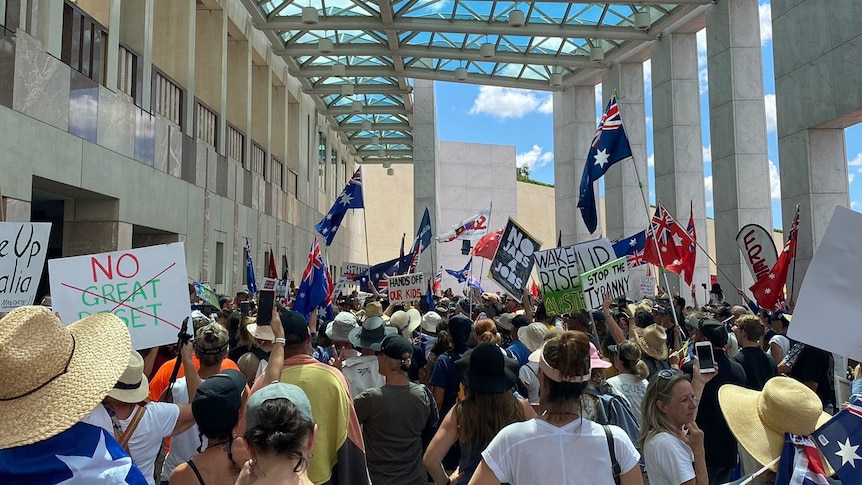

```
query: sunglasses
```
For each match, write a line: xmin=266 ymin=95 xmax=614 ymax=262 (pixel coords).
xmin=657 ymin=368 xmax=683 ymax=380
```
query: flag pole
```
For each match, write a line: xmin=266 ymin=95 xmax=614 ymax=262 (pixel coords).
xmin=362 ymin=208 xmax=371 ymax=266
xmin=787 ymin=204 xmax=800 ymax=308
xmin=477 ymin=200 xmax=493 ymax=290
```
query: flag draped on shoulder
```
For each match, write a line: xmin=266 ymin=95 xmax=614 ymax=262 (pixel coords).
xmin=577 ymin=94 xmax=634 ymax=234
xmin=293 ymin=237 xmax=329 ymax=319
xmin=774 ymin=433 xmax=830 ymax=485
xmin=750 ymin=205 xmax=800 ymax=310
xmin=244 ymin=240 xmax=258 ymax=295
xmin=612 ymin=230 xmax=647 ymax=269
xmin=814 ymin=396 xmax=862 ymax=484
xmin=315 ymin=168 xmax=364 ymax=246
xmin=642 ymin=202 xmax=693 ymax=273
xmin=437 ymin=206 xmax=491 ymax=242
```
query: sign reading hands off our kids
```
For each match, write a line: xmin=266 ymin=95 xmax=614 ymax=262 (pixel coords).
xmin=0 ymin=222 xmax=51 ymax=311
xmin=489 ymin=218 xmax=542 ymax=300
xmin=49 ymin=243 xmax=191 ymax=350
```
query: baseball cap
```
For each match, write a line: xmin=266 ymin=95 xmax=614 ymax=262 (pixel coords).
xmin=379 ymin=335 xmax=414 ymax=360
xmin=279 ymin=310 xmax=309 ymax=345
xmin=192 ymin=369 xmax=247 ymax=427
xmin=687 ymin=315 xmax=729 ymax=347
xmin=246 ymin=383 xmax=313 ymax=434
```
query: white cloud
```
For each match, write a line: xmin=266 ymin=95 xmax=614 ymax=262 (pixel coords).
xmin=704 ymin=175 xmax=713 ymax=209
xmin=538 ymin=96 xmax=553 ymax=114
xmin=647 ymin=153 xmax=654 ymax=167
xmin=696 ymin=29 xmax=709 ymax=92
xmin=768 ymin=159 xmax=781 ymax=201
xmin=764 ymin=94 xmax=777 ymax=133
xmin=469 ymin=86 xmax=553 ymax=119
xmin=852 ymin=201 xmax=862 ymax=211
xmin=848 ymin=152 xmax=862 ymax=167
xmin=703 ymin=145 xmax=712 ymax=164
xmin=516 ymin=145 xmax=554 ymax=171
xmin=759 ymin=3 xmax=773 ymax=45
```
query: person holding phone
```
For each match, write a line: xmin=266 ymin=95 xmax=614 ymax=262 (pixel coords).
xmin=680 ymin=314 xmax=746 ymax=485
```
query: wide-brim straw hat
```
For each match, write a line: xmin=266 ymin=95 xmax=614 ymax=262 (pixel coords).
xmin=718 ymin=376 xmax=833 ymax=473
xmin=0 ymin=306 xmax=131 ymax=449
xmin=401 ymin=309 xmax=422 ymax=338
xmin=633 ymin=324 xmax=668 ymax=360
xmin=247 ymin=322 xmax=275 ymax=341
xmin=107 ymin=350 xmax=149 ymax=403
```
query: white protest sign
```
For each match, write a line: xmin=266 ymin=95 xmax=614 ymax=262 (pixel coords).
xmin=343 ymin=262 xmax=369 ymax=280
xmin=572 ymin=238 xmax=616 ymax=272
xmin=262 ymin=277 xmax=278 ymax=290
xmin=387 ymin=272 xmax=425 ymax=304
xmin=333 ymin=275 xmax=349 ymax=298
xmin=579 ymin=256 xmax=629 ymax=310
xmin=49 ymin=242 xmax=191 ymax=350
xmin=788 ymin=207 xmax=862 ymax=360
xmin=640 ymin=275 xmax=657 ymax=299
xmin=0 ymin=222 xmax=51 ymax=311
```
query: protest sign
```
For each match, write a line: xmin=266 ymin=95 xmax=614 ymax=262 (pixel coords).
xmin=343 ymin=262 xmax=369 ymax=280
xmin=0 ymin=222 xmax=51 ymax=311
xmin=534 ymin=245 xmax=585 ymax=316
xmin=387 ymin=272 xmax=425 ymax=305
xmin=489 ymin=218 xmax=542 ymax=300
xmin=573 ymin=238 xmax=616 ymax=272
xmin=788 ymin=207 xmax=862 ymax=360
xmin=262 ymin=277 xmax=278 ymax=290
xmin=580 ymin=257 xmax=629 ymax=310
xmin=640 ymin=275 xmax=656 ymax=299
xmin=333 ymin=275 xmax=349 ymax=298
xmin=736 ymin=224 xmax=778 ymax=282
xmin=49 ymin=242 xmax=191 ymax=350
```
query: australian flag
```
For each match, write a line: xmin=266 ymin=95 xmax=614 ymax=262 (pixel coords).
xmin=293 ymin=237 xmax=329 ymax=319
xmin=446 ymin=259 xmax=472 ymax=283
xmin=0 ymin=422 xmax=148 ymax=484
xmin=814 ymin=397 xmax=862 ymax=484
xmin=577 ymin=94 xmax=634 ymax=234
xmin=612 ymin=230 xmax=647 ymax=268
xmin=245 ymin=240 xmax=258 ymax=295
xmin=316 ymin=168 xmax=364 ymax=246
xmin=357 ymin=256 xmax=408 ymax=293
xmin=774 ymin=433 xmax=830 ymax=485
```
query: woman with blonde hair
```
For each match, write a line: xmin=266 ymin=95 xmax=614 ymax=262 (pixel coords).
xmin=473 ymin=318 xmax=500 ymax=345
xmin=468 ymin=331 xmax=642 ymax=485
xmin=606 ymin=341 xmax=650 ymax=424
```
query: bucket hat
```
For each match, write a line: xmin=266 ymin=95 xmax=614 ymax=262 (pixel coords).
xmin=455 ymin=343 xmax=519 ymax=393
xmin=348 ymin=316 xmax=396 ymax=351
xmin=326 ymin=312 xmax=358 ymax=342
xmin=421 ymin=311 xmax=442 ymax=333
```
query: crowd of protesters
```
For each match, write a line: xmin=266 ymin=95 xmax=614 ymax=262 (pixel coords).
xmin=0 ymin=278 xmax=848 ymax=485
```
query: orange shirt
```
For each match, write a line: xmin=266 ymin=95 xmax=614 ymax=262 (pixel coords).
xmin=147 ymin=355 xmax=240 ymax=402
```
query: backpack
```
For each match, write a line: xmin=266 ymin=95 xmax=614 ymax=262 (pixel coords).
xmin=583 ymin=385 xmax=641 ymax=445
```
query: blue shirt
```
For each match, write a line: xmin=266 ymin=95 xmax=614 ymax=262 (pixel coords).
xmin=429 ymin=348 xmax=466 ymax=418
xmin=507 ymin=341 xmax=531 ymax=367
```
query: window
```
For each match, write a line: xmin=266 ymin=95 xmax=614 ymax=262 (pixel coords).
xmin=61 ymin=1 xmax=107 ymax=83
xmin=288 ymin=169 xmax=298 ymax=197
xmin=215 ymin=242 xmax=224 ymax=285
xmin=318 ymin=132 xmax=327 ymax=192
xmin=195 ymin=99 xmax=218 ymax=147
xmin=272 ymin=157 xmax=284 ymax=190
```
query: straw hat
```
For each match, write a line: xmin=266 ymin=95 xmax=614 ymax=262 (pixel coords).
xmin=108 ymin=350 xmax=149 ymax=403
xmin=0 ymin=306 xmax=131 ymax=449
xmin=633 ymin=324 xmax=668 ymax=360
xmin=718 ymin=376 xmax=832 ymax=472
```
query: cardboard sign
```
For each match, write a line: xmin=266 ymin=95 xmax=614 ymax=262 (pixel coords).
xmin=572 ymin=238 xmax=616 ymax=272
xmin=489 ymin=218 xmax=542 ymax=300
xmin=343 ymin=262 xmax=370 ymax=280
xmin=640 ymin=275 xmax=657 ymax=299
xmin=534 ymin=245 xmax=585 ymax=316
xmin=262 ymin=277 xmax=278 ymax=290
xmin=387 ymin=273 xmax=425 ymax=304
xmin=580 ymin=257 xmax=629 ymax=310
xmin=788 ymin=207 xmax=862 ymax=360
xmin=736 ymin=224 xmax=778 ymax=282
xmin=0 ymin=222 xmax=51 ymax=311
xmin=49 ymin=243 xmax=191 ymax=350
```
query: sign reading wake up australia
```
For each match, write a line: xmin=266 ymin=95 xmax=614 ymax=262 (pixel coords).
xmin=0 ymin=222 xmax=52 ymax=311
xmin=534 ymin=245 xmax=586 ymax=317
xmin=489 ymin=218 xmax=542 ymax=300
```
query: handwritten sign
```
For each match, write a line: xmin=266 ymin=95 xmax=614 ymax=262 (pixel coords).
xmin=572 ymin=238 xmax=616 ymax=272
xmin=580 ymin=257 xmax=629 ymax=310
xmin=640 ymin=275 xmax=657 ymax=299
xmin=534 ymin=245 xmax=585 ymax=316
xmin=0 ymin=222 xmax=51 ymax=311
xmin=49 ymin=243 xmax=191 ymax=350
xmin=489 ymin=218 xmax=542 ymax=300
xmin=343 ymin=262 xmax=370 ymax=281
xmin=387 ymin=273 xmax=425 ymax=305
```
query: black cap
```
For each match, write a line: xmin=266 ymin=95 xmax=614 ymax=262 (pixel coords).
xmin=380 ymin=335 xmax=414 ymax=360
xmin=280 ymin=310 xmax=309 ymax=345
xmin=192 ymin=369 xmax=247 ymax=428
xmin=592 ymin=310 xmax=606 ymax=322
xmin=448 ymin=314 xmax=473 ymax=345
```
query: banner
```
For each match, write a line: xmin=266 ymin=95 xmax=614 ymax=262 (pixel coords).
xmin=489 ymin=218 xmax=542 ymax=300
xmin=343 ymin=262 xmax=370 ymax=280
xmin=533 ymin=245 xmax=585 ymax=317
xmin=736 ymin=224 xmax=778 ymax=282
xmin=387 ymin=273 xmax=425 ymax=305
xmin=49 ymin=242 xmax=191 ymax=350
xmin=640 ymin=275 xmax=657 ymax=299
xmin=580 ymin=256 xmax=629 ymax=310
xmin=572 ymin=237 xmax=616 ymax=272
xmin=0 ymin=222 xmax=51 ymax=311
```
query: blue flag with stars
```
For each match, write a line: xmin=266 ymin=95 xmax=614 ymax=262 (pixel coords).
xmin=293 ymin=237 xmax=329 ymax=320
xmin=577 ymin=94 xmax=634 ymax=234
xmin=445 ymin=259 xmax=472 ymax=283
xmin=612 ymin=229 xmax=648 ymax=268
xmin=814 ymin=397 xmax=862 ymax=484
xmin=0 ymin=421 xmax=148 ymax=484
xmin=316 ymin=168 xmax=364 ymax=246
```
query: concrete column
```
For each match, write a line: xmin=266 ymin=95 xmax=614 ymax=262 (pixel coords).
xmin=412 ymin=79 xmax=438 ymax=278
xmin=601 ymin=63 xmax=650 ymax=241
xmin=554 ymin=84 xmax=598 ymax=245
xmin=651 ymin=32 xmax=709 ymax=292
xmin=194 ymin=8 xmax=228 ymax=154
xmin=31 ymin=0 xmax=63 ymax=57
xmin=119 ymin=0 xmax=154 ymax=110
xmin=705 ymin=0 xmax=773 ymax=293
xmin=103 ymin=0 xmax=121 ymax=92
xmin=62 ymin=200 xmax=132 ymax=256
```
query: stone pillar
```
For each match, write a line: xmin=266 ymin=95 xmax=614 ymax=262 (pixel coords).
xmin=705 ymin=0 xmax=773 ymax=293
xmin=63 ymin=200 xmax=132 ymax=256
xmin=120 ymin=0 xmax=154 ymax=110
xmin=554 ymin=84 xmax=598 ymax=245
xmin=651 ymin=32 xmax=709 ymax=293
xmin=601 ymin=63 xmax=650 ymax=241
xmin=2 ymin=198 xmax=32 ymax=222
xmin=31 ymin=0 xmax=64 ymax=57
xmin=412 ymin=79 xmax=438 ymax=278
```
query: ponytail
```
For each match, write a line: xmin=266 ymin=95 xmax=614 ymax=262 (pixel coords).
xmin=634 ymin=360 xmax=649 ymax=380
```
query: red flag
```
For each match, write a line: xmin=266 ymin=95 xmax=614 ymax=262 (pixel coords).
xmin=267 ymin=250 xmax=279 ymax=278
xmin=530 ymin=280 xmax=539 ymax=298
xmin=667 ymin=201 xmax=697 ymax=286
xmin=643 ymin=202 xmax=693 ymax=273
xmin=750 ymin=205 xmax=799 ymax=310
xmin=473 ymin=228 xmax=504 ymax=260
xmin=433 ymin=266 xmax=442 ymax=294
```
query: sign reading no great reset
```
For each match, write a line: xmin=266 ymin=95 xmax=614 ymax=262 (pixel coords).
xmin=49 ymin=242 xmax=191 ymax=350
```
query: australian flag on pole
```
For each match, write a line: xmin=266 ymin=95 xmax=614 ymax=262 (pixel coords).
xmin=612 ymin=230 xmax=647 ymax=268
xmin=357 ymin=256 xmax=405 ymax=293
xmin=814 ymin=397 xmax=862 ymax=484
xmin=293 ymin=237 xmax=329 ymax=320
xmin=446 ymin=259 xmax=472 ymax=283
xmin=774 ymin=433 xmax=830 ymax=485
xmin=0 ymin=421 xmax=148 ymax=484
xmin=245 ymin=240 xmax=258 ymax=295
xmin=577 ymin=94 xmax=634 ymax=234
xmin=316 ymin=168 xmax=364 ymax=246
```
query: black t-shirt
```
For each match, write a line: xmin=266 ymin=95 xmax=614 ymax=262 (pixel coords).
xmin=408 ymin=344 xmax=428 ymax=382
xmin=683 ymin=350 xmax=747 ymax=468
xmin=789 ymin=344 xmax=835 ymax=410
xmin=733 ymin=346 xmax=777 ymax=390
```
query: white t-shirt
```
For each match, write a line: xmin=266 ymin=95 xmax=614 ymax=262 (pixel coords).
xmin=82 ymin=404 xmax=114 ymax=435
xmin=342 ymin=355 xmax=385 ymax=397
xmin=482 ymin=418 xmax=640 ymax=484
xmin=160 ymin=377 xmax=204 ymax=482
xmin=115 ymin=402 xmax=179 ymax=485
xmin=643 ymin=432 xmax=695 ymax=485
xmin=769 ymin=334 xmax=790 ymax=357
xmin=606 ymin=373 xmax=649 ymax=424
xmin=518 ymin=362 xmax=541 ymax=404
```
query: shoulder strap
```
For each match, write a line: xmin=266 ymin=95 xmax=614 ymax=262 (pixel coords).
xmin=116 ymin=404 xmax=147 ymax=452
xmin=187 ymin=459 xmax=207 ymax=485
xmin=603 ymin=424 xmax=621 ymax=485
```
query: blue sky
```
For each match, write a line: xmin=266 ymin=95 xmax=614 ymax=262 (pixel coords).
xmin=433 ymin=1 xmax=862 ymax=230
